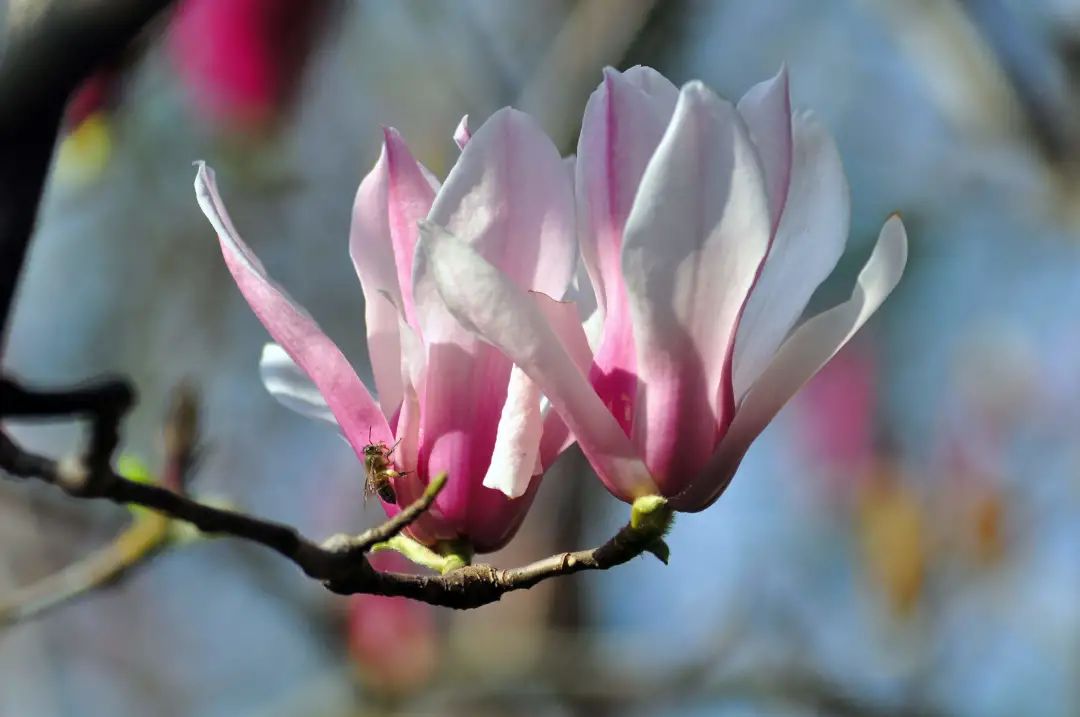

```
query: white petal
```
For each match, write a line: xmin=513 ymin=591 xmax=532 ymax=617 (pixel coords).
xmin=258 ymin=344 xmax=337 ymax=424
xmin=736 ymin=66 xmax=793 ymax=229
xmin=732 ymin=111 xmax=851 ymax=400
xmin=482 ymin=365 xmax=544 ymax=499
xmin=673 ymin=216 xmax=908 ymax=512
xmin=620 ymin=81 xmax=771 ymax=482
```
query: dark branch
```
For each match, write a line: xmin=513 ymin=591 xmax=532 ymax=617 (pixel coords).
xmin=2 ymin=423 xmax=670 ymax=609
xmin=1 ymin=0 xmax=177 ymax=343
xmin=0 ymin=380 xmax=196 ymax=626
xmin=0 ymin=376 xmax=135 ymax=419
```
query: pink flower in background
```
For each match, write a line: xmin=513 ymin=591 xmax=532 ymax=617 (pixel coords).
xmin=796 ymin=343 xmax=880 ymax=499
xmin=347 ymin=554 xmax=437 ymax=696
xmin=168 ymin=0 xmax=327 ymax=131
xmin=194 ymin=107 xmax=578 ymax=552
xmin=421 ymin=66 xmax=907 ymax=512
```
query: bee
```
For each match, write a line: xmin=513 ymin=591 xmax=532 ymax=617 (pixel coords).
xmin=363 ymin=436 xmax=402 ymax=504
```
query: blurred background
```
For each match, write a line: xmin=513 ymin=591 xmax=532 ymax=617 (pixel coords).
xmin=2 ymin=0 xmax=1080 ymax=715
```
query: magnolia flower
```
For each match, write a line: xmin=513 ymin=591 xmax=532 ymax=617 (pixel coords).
xmin=193 ymin=107 xmax=578 ymax=552
xmin=419 ymin=66 xmax=907 ymax=512
xmin=169 ymin=0 xmax=327 ymax=131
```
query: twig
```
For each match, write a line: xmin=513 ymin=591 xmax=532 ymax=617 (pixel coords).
xmin=0 ymin=382 xmax=198 ymax=627
xmin=0 ymin=512 xmax=171 ymax=627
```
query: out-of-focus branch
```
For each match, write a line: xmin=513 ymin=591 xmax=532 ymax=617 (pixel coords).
xmin=0 ymin=0 xmax=177 ymax=344
xmin=517 ymin=0 xmax=658 ymax=150
xmin=0 ymin=383 xmax=197 ymax=627
xmin=0 ymin=510 xmax=171 ymax=626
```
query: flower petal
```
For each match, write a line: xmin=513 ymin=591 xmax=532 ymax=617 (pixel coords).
xmin=736 ymin=66 xmax=793 ymax=230
xmin=673 ymin=215 xmax=908 ymax=512
xmin=411 ymin=108 xmax=578 ymax=521
xmin=453 ymin=114 xmax=471 ymax=149
xmin=258 ymin=343 xmax=336 ymax=424
xmin=417 ymin=220 xmax=655 ymax=501
xmin=381 ymin=127 xmax=439 ymax=324
xmin=427 ymin=106 xmax=576 ymax=298
xmin=381 ymin=318 xmax=448 ymax=547
xmin=194 ymin=162 xmax=392 ymax=456
xmin=534 ymin=291 xmax=595 ymax=468
xmin=620 ymin=82 xmax=772 ymax=492
xmin=732 ymin=111 xmax=851 ymax=401
xmin=576 ymin=65 xmax=678 ymax=317
xmin=481 ymin=364 xmax=543 ymax=499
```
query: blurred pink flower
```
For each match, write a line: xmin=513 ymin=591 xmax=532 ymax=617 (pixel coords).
xmin=796 ymin=342 xmax=879 ymax=497
xmin=194 ymin=107 xmax=577 ymax=552
xmin=347 ymin=553 xmax=437 ymax=696
xmin=420 ymin=66 xmax=907 ymax=512
xmin=168 ymin=0 xmax=326 ymax=131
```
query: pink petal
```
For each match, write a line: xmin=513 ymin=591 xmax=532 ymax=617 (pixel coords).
xmin=576 ymin=67 xmax=679 ymax=438
xmin=576 ymin=66 xmax=678 ymax=318
xmin=462 ymin=478 xmax=542 ymax=553
xmin=672 ymin=215 xmax=908 ymax=512
xmin=535 ymin=292 xmax=596 ymax=468
xmin=417 ymin=220 xmax=656 ymax=502
xmin=481 ymin=364 xmax=543 ymax=499
xmin=413 ymin=339 xmax=509 ymax=528
xmin=350 ymin=154 xmax=403 ymax=414
xmin=736 ymin=66 xmax=793 ymax=231
xmin=428 ymin=106 xmax=576 ymax=298
xmin=352 ymin=128 xmax=436 ymax=333
xmin=412 ymin=108 xmax=578 ymax=520
xmin=620 ymin=82 xmax=772 ymax=494
xmin=381 ymin=318 xmax=448 ymax=546
xmin=453 ymin=114 xmax=471 ymax=149
xmin=194 ymin=163 xmax=392 ymax=458
xmin=732 ymin=111 xmax=851 ymax=401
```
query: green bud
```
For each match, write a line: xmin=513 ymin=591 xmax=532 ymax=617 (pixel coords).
xmin=630 ymin=494 xmax=673 ymax=534
xmin=117 ymin=454 xmax=156 ymax=520
xmin=373 ymin=534 xmax=470 ymax=574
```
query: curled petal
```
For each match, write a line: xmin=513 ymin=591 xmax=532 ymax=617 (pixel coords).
xmin=194 ymin=162 xmax=392 ymax=457
xmin=732 ymin=111 xmax=851 ymax=401
xmin=417 ymin=221 xmax=655 ymax=501
xmin=673 ymin=215 xmax=908 ymax=512
xmin=620 ymin=81 xmax=771 ymax=492
xmin=258 ymin=343 xmax=336 ymax=424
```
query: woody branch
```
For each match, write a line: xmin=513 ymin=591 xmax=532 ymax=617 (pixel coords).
xmin=1 ymin=419 xmax=671 ymax=609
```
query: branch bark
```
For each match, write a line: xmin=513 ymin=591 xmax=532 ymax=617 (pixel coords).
xmin=2 ymin=419 xmax=670 ymax=610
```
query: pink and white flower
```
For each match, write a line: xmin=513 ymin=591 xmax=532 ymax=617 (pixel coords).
xmin=420 ymin=66 xmax=908 ymax=512
xmin=194 ymin=107 xmax=577 ymax=552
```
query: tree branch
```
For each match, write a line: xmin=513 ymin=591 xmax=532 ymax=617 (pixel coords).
xmin=0 ymin=381 xmax=196 ymax=626
xmin=0 ymin=511 xmax=171 ymax=627
xmin=1 ymin=0 xmax=177 ymax=344
xmin=2 ymin=422 xmax=671 ymax=609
